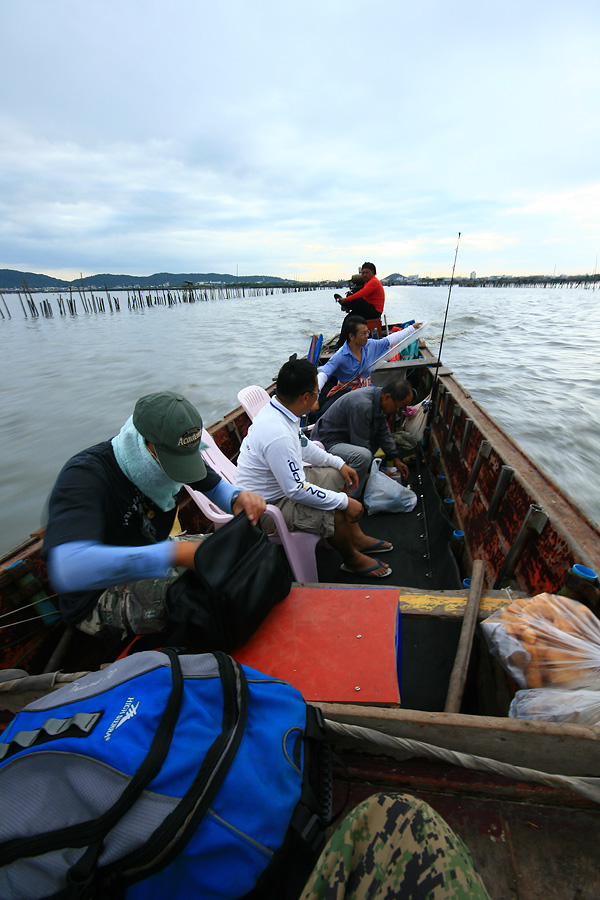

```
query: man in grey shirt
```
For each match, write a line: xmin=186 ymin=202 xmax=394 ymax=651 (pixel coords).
xmin=311 ymin=379 xmax=413 ymax=499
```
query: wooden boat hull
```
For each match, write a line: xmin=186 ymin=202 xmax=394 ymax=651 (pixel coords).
xmin=1 ymin=335 xmax=599 ymax=899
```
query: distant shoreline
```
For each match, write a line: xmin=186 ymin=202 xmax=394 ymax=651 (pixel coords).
xmin=1 ymin=272 xmax=599 ymax=293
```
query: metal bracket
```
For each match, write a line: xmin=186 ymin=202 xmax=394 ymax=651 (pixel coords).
xmin=459 ymin=418 xmax=473 ymax=459
xmin=487 ymin=466 xmax=514 ymax=522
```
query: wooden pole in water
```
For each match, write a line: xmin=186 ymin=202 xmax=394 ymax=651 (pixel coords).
xmin=22 ymin=279 xmax=39 ymax=317
xmin=444 ymin=558 xmax=485 ymax=713
xmin=0 ymin=291 xmax=10 ymax=319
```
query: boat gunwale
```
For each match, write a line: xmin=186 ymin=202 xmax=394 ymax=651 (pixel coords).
xmin=317 ymin=700 xmax=600 ymax=777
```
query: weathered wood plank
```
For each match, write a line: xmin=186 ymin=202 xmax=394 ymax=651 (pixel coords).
xmin=317 ymin=702 xmax=600 ymax=775
xmin=445 ymin=560 xmax=486 ymax=712
xmin=396 ymin=587 xmax=520 ymax=619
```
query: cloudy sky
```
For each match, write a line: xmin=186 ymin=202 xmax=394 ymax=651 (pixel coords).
xmin=1 ymin=0 xmax=599 ymax=280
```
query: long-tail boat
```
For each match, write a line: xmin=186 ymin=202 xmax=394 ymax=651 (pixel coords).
xmin=1 ymin=330 xmax=599 ymax=898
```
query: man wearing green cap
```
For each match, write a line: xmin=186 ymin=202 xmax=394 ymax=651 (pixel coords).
xmin=42 ymin=391 xmax=266 ymax=638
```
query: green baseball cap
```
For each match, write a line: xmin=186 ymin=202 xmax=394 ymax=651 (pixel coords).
xmin=133 ymin=391 xmax=209 ymax=483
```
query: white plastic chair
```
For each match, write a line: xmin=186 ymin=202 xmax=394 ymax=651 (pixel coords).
xmin=237 ymin=385 xmax=270 ymax=420
xmin=185 ymin=431 xmax=321 ymax=582
xmin=238 ymin=386 xmax=324 ymax=454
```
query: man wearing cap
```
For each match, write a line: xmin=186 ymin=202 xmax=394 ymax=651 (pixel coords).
xmin=42 ymin=391 xmax=266 ymax=637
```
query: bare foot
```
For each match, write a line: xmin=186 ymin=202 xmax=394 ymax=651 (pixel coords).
xmin=342 ymin=551 xmax=391 ymax=577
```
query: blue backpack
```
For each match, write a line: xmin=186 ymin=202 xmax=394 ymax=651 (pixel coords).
xmin=0 ymin=649 xmax=333 ymax=900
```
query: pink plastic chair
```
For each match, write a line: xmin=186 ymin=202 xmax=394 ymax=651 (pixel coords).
xmin=199 ymin=428 xmax=237 ymax=484
xmin=237 ymin=385 xmax=270 ymax=420
xmin=184 ymin=431 xmax=321 ymax=582
xmin=262 ymin=505 xmax=320 ymax=583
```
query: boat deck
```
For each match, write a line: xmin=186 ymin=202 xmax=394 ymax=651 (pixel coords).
xmin=314 ymin=450 xmax=461 ymax=592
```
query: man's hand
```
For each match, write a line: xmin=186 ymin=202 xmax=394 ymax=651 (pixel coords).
xmin=394 ymin=457 xmax=410 ymax=479
xmin=173 ymin=541 xmax=204 ymax=569
xmin=413 ymin=321 xmax=423 ymax=329
xmin=232 ymin=491 xmax=267 ymax=525
xmin=340 ymin=463 xmax=359 ymax=491
xmin=344 ymin=497 xmax=364 ymax=523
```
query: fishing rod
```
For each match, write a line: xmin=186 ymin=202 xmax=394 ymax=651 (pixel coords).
xmin=432 ymin=231 xmax=461 ymax=385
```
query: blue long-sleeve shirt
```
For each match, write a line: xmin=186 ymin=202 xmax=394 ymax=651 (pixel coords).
xmin=317 ymin=324 xmax=416 ymax=390
xmin=48 ymin=479 xmax=239 ymax=593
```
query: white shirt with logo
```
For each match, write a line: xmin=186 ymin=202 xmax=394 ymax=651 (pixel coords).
xmin=235 ymin=397 xmax=349 ymax=510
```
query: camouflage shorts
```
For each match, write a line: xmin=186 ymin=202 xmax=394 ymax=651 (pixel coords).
xmin=300 ymin=792 xmax=491 ymax=900
xmin=77 ymin=534 xmax=209 ymax=640
xmin=76 ymin=575 xmax=179 ymax=640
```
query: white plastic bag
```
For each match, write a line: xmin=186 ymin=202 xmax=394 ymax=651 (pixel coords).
xmin=481 ymin=592 xmax=600 ymax=690
xmin=363 ymin=458 xmax=417 ymax=515
xmin=509 ymin=688 xmax=600 ymax=726
xmin=401 ymin=395 xmax=432 ymax=442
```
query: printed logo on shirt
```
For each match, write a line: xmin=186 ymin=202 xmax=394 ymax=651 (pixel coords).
xmin=103 ymin=696 xmax=140 ymax=741
xmin=288 ymin=460 xmax=326 ymax=499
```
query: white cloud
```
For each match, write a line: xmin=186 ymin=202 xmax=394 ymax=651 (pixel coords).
xmin=505 ymin=186 xmax=600 ymax=225
xmin=1 ymin=0 xmax=599 ymax=278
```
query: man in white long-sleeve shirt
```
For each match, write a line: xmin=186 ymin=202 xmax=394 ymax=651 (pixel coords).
xmin=235 ymin=359 xmax=393 ymax=578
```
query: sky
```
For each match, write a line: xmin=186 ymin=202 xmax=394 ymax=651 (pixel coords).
xmin=1 ymin=0 xmax=599 ymax=281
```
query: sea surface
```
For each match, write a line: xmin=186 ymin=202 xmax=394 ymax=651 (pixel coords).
xmin=1 ymin=284 xmax=599 ymax=556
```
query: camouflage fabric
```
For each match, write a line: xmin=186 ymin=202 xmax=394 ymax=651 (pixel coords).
xmin=77 ymin=534 xmax=208 ymax=639
xmin=77 ymin=574 xmax=179 ymax=639
xmin=301 ymin=792 xmax=491 ymax=900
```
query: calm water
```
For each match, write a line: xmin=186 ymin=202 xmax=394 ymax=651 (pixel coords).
xmin=1 ymin=285 xmax=599 ymax=555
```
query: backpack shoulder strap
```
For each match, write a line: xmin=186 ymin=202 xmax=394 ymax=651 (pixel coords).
xmin=102 ymin=652 xmax=248 ymax=889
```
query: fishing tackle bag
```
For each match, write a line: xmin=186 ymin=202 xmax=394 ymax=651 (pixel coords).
xmin=166 ymin=512 xmax=292 ymax=651
xmin=0 ymin=649 xmax=333 ymax=900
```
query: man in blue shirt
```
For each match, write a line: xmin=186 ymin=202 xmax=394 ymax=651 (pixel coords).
xmin=311 ymin=317 xmax=421 ymax=421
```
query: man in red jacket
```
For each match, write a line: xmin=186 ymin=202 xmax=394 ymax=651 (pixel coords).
xmin=337 ymin=262 xmax=385 ymax=319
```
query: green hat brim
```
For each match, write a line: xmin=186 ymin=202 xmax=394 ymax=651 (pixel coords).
xmin=154 ymin=439 xmax=209 ymax=483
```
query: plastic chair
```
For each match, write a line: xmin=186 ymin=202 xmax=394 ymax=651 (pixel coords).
xmin=184 ymin=484 xmax=233 ymax=530
xmin=184 ymin=433 xmax=321 ymax=582
xmin=237 ymin=385 xmax=270 ymax=420
xmin=181 ymin=429 xmax=239 ymax=530
xmin=200 ymin=428 xmax=237 ymax=484
xmin=263 ymin=504 xmax=320 ymax=583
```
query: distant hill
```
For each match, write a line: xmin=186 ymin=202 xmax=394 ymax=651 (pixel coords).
xmin=381 ymin=273 xmax=406 ymax=285
xmin=0 ymin=270 xmax=70 ymax=289
xmin=0 ymin=269 xmax=295 ymax=290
